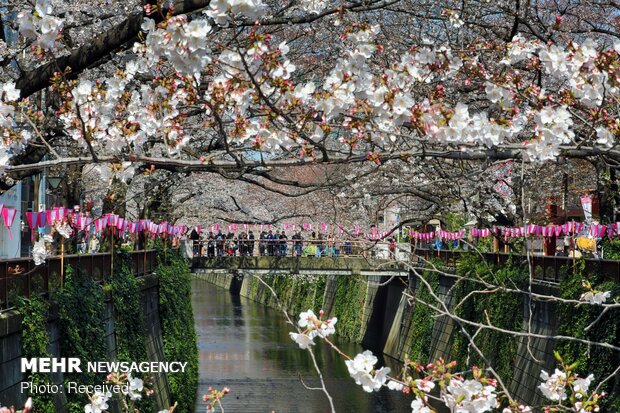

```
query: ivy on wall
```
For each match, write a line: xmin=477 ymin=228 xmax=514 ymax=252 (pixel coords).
xmin=451 ymin=254 xmax=527 ymax=382
xmin=330 ymin=275 xmax=365 ymax=342
xmin=601 ymin=238 xmax=620 ymax=260
xmin=16 ymin=248 xmax=199 ymax=413
xmin=237 ymin=273 xmax=326 ymax=318
xmin=108 ymin=250 xmax=148 ymax=363
xmin=157 ymin=250 xmax=199 ymax=413
xmin=17 ymin=295 xmax=56 ymax=413
xmin=406 ymin=262 xmax=440 ymax=363
xmin=555 ymin=260 xmax=620 ymax=411
xmin=55 ymin=265 xmax=108 ymax=413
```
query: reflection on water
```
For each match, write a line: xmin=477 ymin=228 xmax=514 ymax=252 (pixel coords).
xmin=192 ymin=278 xmax=412 ymax=413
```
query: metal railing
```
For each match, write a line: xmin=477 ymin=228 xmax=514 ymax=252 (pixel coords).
xmin=191 ymin=239 xmax=620 ymax=283
xmin=191 ymin=239 xmax=396 ymax=258
xmin=413 ymin=248 xmax=620 ymax=283
xmin=0 ymin=250 xmax=157 ymax=311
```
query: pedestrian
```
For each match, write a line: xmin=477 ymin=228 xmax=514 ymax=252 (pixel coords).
xmin=292 ymin=231 xmax=303 ymax=256
xmin=307 ymin=231 xmax=317 ymax=257
xmin=88 ymin=235 xmax=100 ymax=253
xmin=344 ymin=239 xmax=352 ymax=255
xmin=226 ymin=232 xmax=236 ymax=256
xmin=238 ymin=232 xmax=246 ymax=256
xmin=389 ymin=237 xmax=396 ymax=258
xmin=78 ymin=236 xmax=87 ymax=253
xmin=317 ymin=233 xmax=324 ymax=257
xmin=207 ymin=231 xmax=215 ymax=257
xmin=259 ymin=231 xmax=266 ymax=256
xmin=248 ymin=230 xmax=255 ymax=256
xmin=215 ymin=230 xmax=225 ymax=256
xmin=190 ymin=228 xmax=200 ymax=256
xmin=279 ymin=230 xmax=288 ymax=256
xmin=267 ymin=230 xmax=275 ymax=256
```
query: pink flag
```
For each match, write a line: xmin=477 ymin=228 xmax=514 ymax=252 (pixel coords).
xmin=47 ymin=209 xmax=58 ymax=226
xmin=95 ymin=218 xmax=106 ymax=232
xmin=36 ymin=212 xmax=47 ymax=228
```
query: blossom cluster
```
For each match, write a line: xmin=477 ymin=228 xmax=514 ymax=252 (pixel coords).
xmin=84 ymin=373 xmax=168 ymax=413
xmin=203 ymin=386 xmax=230 ymax=412
xmin=289 ymin=309 xmax=337 ymax=349
xmin=5 ymin=1 xmax=620 ymax=184
xmin=579 ymin=280 xmax=612 ymax=305
xmin=344 ymin=350 xmax=391 ymax=392
xmin=17 ymin=0 xmax=63 ymax=50
xmin=289 ymin=309 xmax=608 ymax=413
xmin=0 ymin=81 xmax=30 ymax=176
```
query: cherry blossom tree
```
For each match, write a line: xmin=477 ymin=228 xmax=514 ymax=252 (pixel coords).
xmin=2 ymin=1 xmax=620 ymax=411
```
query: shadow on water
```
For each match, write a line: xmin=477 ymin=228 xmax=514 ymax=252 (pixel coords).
xmin=230 ymin=293 xmax=244 ymax=328
xmin=192 ymin=278 xmax=414 ymax=413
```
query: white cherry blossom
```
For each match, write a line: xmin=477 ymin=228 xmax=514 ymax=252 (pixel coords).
xmin=539 ymin=369 xmax=567 ymax=401
xmin=410 ymin=397 xmax=431 ymax=413
xmin=289 ymin=332 xmax=315 ymax=349
xmin=580 ymin=290 xmax=611 ymax=305
xmin=84 ymin=391 xmax=111 ymax=413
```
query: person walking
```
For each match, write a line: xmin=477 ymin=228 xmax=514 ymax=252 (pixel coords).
xmin=316 ymin=233 xmax=324 ymax=257
xmin=279 ymin=230 xmax=288 ymax=256
xmin=207 ymin=231 xmax=215 ymax=257
xmin=292 ymin=231 xmax=303 ymax=256
xmin=389 ymin=237 xmax=396 ymax=258
xmin=226 ymin=232 xmax=236 ymax=256
xmin=259 ymin=231 xmax=266 ymax=256
xmin=238 ymin=232 xmax=247 ymax=256
xmin=248 ymin=230 xmax=255 ymax=256
xmin=267 ymin=230 xmax=275 ymax=256
xmin=215 ymin=230 xmax=225 ymax=256
xmin=190 ymin=229 xmax=200 ymax=256
xmin=88 ymin=235 xmax=100 ymax=253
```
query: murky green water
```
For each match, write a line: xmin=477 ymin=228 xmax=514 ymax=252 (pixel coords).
xmin=192 ymin=278 xmax=413 ymax=412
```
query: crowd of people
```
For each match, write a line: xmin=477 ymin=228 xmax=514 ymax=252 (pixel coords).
xmin=190 ymin=229 xmax=362 ymax=258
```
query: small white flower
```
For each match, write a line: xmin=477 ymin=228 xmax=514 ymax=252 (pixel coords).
xmin=298 ymin=309 xmax=318 ymax=328
xmin=387 ymin=380 xmax=403 ymax=391
xmin=414 ymin=379 xmax=435 ymax=393
xmin=2 ymin=83 xmax=20 ymax=101
xmin=411 ymin=397 xmax=431 ymax=413
xmin=580 ymin=290 xmax=611 ymax=305
xmin=84 ymin=391 xmax=111 ymax=413
xmin=573 ymin=374 xmax=594 ymax=395
xmin=538 ymin=369 xmax=567 ymax=401
xmin=289 ymin=332 xmax=314 ymax=349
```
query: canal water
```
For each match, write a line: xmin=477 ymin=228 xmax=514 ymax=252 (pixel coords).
xmin=192 ymin=278 xmax=413 ymax=412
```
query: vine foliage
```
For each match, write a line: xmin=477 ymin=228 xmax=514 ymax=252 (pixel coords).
xmin=54 ymin=264 xmax=108 ymax=413
xmin=555 ymin=260 xmax=620 ymax=411
xmin=157 ymin=248 xmax=199 ymax=413
xmin=17 ymin=294 xmax=56 ymax=413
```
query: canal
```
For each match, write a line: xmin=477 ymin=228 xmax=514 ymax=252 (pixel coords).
xmin=192 ymin=278 xmax=413 ymax=412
